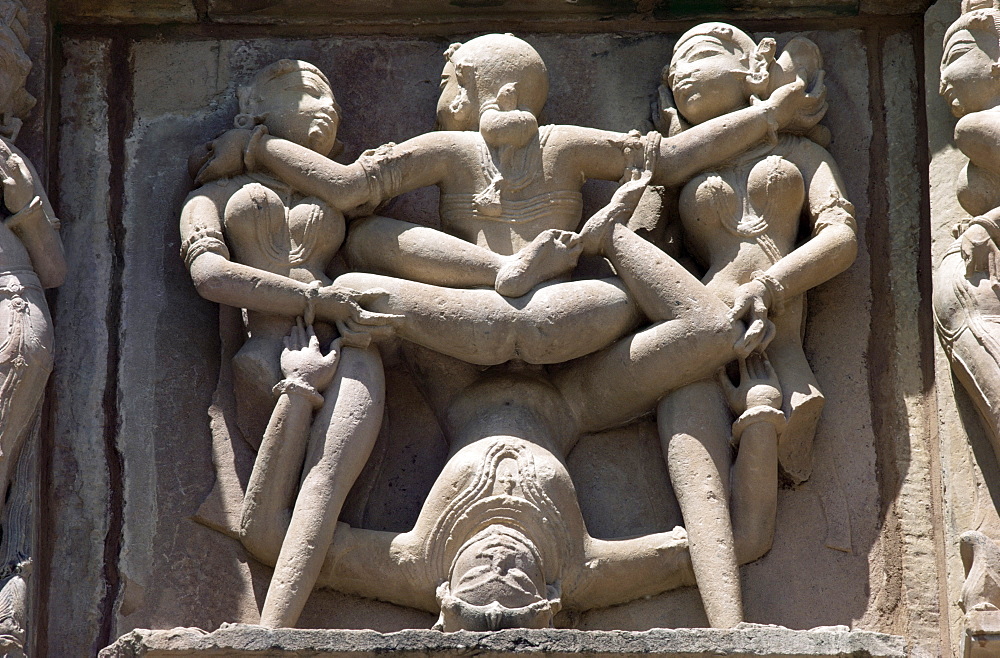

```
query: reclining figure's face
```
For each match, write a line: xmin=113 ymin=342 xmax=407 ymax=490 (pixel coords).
xmin=940 ymin=17 xmax=1000 ymax=117
xmin=435 ymin=527 xmax=560 ymax=632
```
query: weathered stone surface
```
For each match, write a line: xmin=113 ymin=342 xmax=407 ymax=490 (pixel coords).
xmin=46 ymin=37 xmax=113 ymax=657
xmin=84 ymin=26 xmax=888 ymax=636
xmin=52 ymin=0 xmax=932 ymax=25
xmin=100 ymin=626 xmax=907 ymax=658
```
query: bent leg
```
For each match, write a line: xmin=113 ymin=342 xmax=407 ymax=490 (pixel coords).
xmin=659 ymin=381 xmax=742 ymax=628
xmin=346 ymin=215 xmax=502 ymax=288
xmin=259 ymin=345 xmax=385 ymax=628
xmin=336 ymin=272 xmax=639 ymax=366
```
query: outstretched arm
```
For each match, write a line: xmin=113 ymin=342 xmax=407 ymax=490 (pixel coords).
xmin=565 ymin=529 xmax=694 ymax=610
xmin=240 ymin=322 xmax=339 ymax=565
xmin=567 ymin=75 xmax=827 ymax=188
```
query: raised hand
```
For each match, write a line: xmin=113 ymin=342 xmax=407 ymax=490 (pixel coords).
xmin=280 ymin=319 xmax=340 ymax=393
xmin=189 ymin=128 xmax=255 ymax=186
xmin=0 ymin=141 xmax=35 ymax=214
xmin=767 ymin=69 xmax=828 ymax=135
xmin=718 ymin=351 xmax=782 ymax=416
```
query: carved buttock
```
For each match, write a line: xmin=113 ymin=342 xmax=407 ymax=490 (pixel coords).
xmin=223 ymin=181 xmax=344 ymax=274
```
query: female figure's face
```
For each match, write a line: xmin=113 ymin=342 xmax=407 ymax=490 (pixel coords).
xmin=668 ymin=36 xmax=749 ymax=125
xmin=940 ymin=26 xmax=1000 ymax=117
xmin=255 ymin=69 xmax=340 ymax=155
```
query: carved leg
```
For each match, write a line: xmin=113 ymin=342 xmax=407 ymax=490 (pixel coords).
xmin=658 ymin=381 xmax=742 ymax=628
xmin=346 ymin=216 xmax=582 ymax=298
xmin=259 ymin=345 xmax=385 ymax=628
xmin=730 ymin=419 xmax=778 ymax=566
xmin=335 ymin=272 xmax=639 ymax=366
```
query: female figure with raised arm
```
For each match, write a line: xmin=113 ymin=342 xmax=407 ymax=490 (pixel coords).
xmin=933 ymin=0 xmax=1000 ymax=621
xmin=179 ymin=60 xmax=395 ymax=628
xmin=627 ymin=24 xmax=857 ymax=627
xmin=0 ymin=0 xmax=65 ymax=513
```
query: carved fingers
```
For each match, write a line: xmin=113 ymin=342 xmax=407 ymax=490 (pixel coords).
xmin=961 ymin=222 xmax=1000 ymax=285
xmin=730 ymin=280 xmax=776 ymax=358
xmin=317 ymin=285 xmax=402 ymax=349
xmin=280 ymin=318 xmax=341 ymax=392
xmin=0 ymin=141 xmax=34 ymax=214
xmin=718 ymin=351 xmax=783 ymax=416
xmin=768 ymin=68 xmax=828 ymax=134
xmin=191 ymin=128 xmax=254 ymax=185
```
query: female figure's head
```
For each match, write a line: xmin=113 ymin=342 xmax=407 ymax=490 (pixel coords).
xmin=436 ymin=33 xmax=548 ymax=141
xmin=237 ymin=59 xmax=341 ymax=156
xmin=940 ymin=1 xmax=1000 ymax=117
xmin=434 ymin=525 xmax=560 ymax=631
xmin=666 ymin=23 xmax=772 ymax=126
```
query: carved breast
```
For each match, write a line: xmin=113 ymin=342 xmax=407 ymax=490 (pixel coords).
xmin=683 ymin=154 xmax=805 ymax=239
xmin=223 ymin=180 xmax=345 ymax=277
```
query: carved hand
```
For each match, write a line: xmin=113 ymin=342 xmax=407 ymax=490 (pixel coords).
xmin=189 ymin=128 xmax=254 ymax=185
xmin=730 ymin=279 xmax=776 ymax=357
xmin=0 ymin=141 xmax=35 ymax=214
xmin=280 ymin=319 xmax=340 ymax=393
xmin=718 ymin=352 xmax=783 ymax=416
xmin=315 ymin=284 xmax=402 ymax=348
xmin=961 ymin=222 xmax=1000 ymax=283
xmin=579 ymin=166 xmax=652 ymax=253
xmin=768 ymin=69 xmax=828 ymax=134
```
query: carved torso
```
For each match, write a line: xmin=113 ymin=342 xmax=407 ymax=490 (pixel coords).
xmin=221 ymin=173 xmax=345 ymax=286
xmin=679 ymin=137 xmax=806 ymax=305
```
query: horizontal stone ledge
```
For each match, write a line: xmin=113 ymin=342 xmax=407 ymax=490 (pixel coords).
xmin=53 ymin=0 xmax=932 ymax=25
xmin=100 ymin=624 xmax=907 ymax=658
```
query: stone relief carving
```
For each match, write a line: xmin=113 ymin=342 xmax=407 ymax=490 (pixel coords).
xmin=0 ymin=1 xmax=66 ymax=653
xmin=182 ymin=27 xmax=855 ymax=631
xmin=934 ymin=0 xmax=1000 ymax=645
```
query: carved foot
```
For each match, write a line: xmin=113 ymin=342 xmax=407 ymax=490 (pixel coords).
xmin=495 ymin=229 xmax=582 ymax=298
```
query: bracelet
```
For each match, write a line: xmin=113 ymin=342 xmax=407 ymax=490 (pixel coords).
xmin=272 ymin=378 xmax=324 ymax=409
xmin=751 ymin=270 xmax=786 ymax=316
xmin=303 ymin=280 xmax=321 ymax=326
xmin=731 ymin=405 xmax=786 ymax=448
xmin=243 ymin=125 xmax=268 ymax=172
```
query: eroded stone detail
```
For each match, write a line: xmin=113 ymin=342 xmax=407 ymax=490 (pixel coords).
xmin=182 ymin=27 xmax=855 ymax=632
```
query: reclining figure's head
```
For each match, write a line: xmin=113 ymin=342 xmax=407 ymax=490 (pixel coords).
xmin=434 ymin=525 xmax=561 ymax=632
